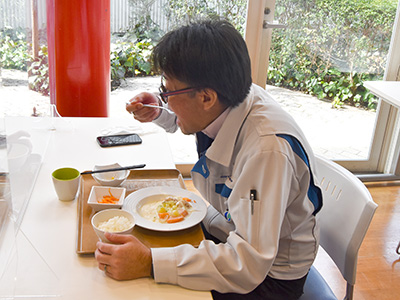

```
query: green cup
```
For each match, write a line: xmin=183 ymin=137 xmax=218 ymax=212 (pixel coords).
xmin=52 ymin=167 xmax=80 ymax=201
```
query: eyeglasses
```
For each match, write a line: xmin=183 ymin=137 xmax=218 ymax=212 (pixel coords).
xmin=158 ymin=75 xmax=200 ymax=104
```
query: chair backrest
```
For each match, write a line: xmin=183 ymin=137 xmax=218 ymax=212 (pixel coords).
xmin=314 ymin=156 xmax=377 ymax=292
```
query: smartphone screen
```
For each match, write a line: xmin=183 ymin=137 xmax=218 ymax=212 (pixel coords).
xmin=96 ymin=133 xmax=142 ymax=147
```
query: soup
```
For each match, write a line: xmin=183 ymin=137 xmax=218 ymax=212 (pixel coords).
xmin=140 ymin=196 xmax=193 ymax=224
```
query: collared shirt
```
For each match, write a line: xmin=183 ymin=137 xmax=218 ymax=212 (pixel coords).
xmin=202 ymin=108 xmax=231 ymax=139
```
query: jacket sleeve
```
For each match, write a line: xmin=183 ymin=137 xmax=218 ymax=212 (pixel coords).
xmin=151 ymin=150 xmax=308 ymax=293
xmin=152 ymin=105 xmax=179 ymax=133
xmin=202 ymin=205 xmax=235 ymax=242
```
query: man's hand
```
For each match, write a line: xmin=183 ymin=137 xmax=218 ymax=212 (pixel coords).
xmin=126 ymin=92 xmax=161 ymax=122
xmin=95 ymin=232 xmax=152 ymax=281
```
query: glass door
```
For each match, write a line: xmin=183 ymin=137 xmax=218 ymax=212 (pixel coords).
xmin=245 ymin=0 xmax=400 ymax=177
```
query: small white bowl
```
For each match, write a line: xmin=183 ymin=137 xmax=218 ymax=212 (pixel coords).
xmin=87 ymin=186 xmax=126 ymax=212
xmin=92 ymin=163 xmax=129 ymax=187
xmin=8 ymin=142 xmax=32 ymax=172
xmin=91 ymin=209 xmax=135 ymax=243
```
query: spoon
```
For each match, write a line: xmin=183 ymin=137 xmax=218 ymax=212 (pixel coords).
xmin=142 ymin=104 xmax=173 ymax=113
xmin=126 ymin=102 xmax=173 ymax=113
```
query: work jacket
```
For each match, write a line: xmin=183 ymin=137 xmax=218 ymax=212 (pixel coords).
xmin=152 ymin=84 xmax=322 ymax=293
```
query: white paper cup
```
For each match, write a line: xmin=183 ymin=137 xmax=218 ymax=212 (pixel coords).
xmin=52 ymin=167 xmax=80 ymax=201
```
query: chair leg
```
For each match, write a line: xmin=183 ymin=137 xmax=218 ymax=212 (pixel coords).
xmin=343 ymin=284 xmax=354 ymax=300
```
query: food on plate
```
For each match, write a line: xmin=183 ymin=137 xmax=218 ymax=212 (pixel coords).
xmin=140 ymin=196 xmax=193 ymax=224
xmin=97 ymin=215 xmax=133 ymax=232
xmin=98 ymin=188 xmax=119 ymax=204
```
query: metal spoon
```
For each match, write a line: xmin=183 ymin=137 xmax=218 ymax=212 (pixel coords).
xmin=126 ymin=102 xmax=173 ymax=113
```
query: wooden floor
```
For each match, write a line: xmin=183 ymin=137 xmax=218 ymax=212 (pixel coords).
xmin=185 ymin=179 xmax=400 ymax=299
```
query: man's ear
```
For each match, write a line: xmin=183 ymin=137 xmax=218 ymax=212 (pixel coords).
xmin=200 ymin=88 xmax=219 ymax=111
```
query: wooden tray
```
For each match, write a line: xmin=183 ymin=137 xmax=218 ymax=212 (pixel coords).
xmin=76 ymin=169 xmax=205 ymax=254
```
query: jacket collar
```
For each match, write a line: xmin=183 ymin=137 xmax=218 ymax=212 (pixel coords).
xmin=206 ymin=85 xmax=255 ymax=167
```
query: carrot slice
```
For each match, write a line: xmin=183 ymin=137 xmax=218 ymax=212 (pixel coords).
xmin=166 ymin=216 xmax=184 ymax=223
xmin=179 ymin=209 xmax=188 ymax=217
xmin=98 ymin=189 xmax=119 ymax=204
xmin=158 ymin=212 xmax=169 ymax=219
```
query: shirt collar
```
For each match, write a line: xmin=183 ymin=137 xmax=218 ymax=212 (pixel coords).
xmin=202 ymin=108 xmax=231 ymax=139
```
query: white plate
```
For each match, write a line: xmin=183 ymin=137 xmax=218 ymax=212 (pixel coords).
xmin=123 ymin=186 xmax=207 ymax=231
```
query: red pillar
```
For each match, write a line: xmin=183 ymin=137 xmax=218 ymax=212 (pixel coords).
xmin=47 ymin=0 xmax=110 ymax=117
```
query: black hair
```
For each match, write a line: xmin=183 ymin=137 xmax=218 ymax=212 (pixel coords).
xmin=152 ymin=20 xmax=252 ymax=107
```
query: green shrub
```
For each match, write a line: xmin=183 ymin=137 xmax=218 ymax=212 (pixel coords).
xmin=268 ymin=0 xmax=397 ymax=110
xmin=0 ymin=28 xmax=30 ymax=70
xmin=165 ymin=0 xmax=247 ymax=34
xmin=28 ymin=45 xmax=49 ymax=96
xmin=0 ymin=28 xmax=49 ymax=95
xmin=1 ymin=26 xmax=157 ymax=92
xmin=111 ymin=36 xmax=156 ymax=90
xmin=110 ymin=16 xmax=161 ymax=90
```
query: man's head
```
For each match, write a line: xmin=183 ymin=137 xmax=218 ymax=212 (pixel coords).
xmin=152 ymin=20 xmax=252 ymax=108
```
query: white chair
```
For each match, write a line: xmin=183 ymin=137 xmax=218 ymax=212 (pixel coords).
xmin=299 ymin=156 xmax=378 ymax=300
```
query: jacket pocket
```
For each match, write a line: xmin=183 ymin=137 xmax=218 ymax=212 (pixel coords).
xmin=239 ymin=196 xmax=261 ymax=249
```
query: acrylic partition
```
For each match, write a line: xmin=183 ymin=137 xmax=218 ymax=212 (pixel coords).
xmin=0 ymin=114 xmax=68 ymax=299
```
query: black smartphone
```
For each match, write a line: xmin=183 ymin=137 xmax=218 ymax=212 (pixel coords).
xmin=96 ymin=133 xmax=142 ymax=147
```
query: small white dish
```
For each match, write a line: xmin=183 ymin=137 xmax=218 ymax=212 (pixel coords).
xmin=92 ymin=163 xmax=129 ymax=187
xmin=91 ymin=208 xmax=135 ymax=243
xmin=87 ymin=186 xmax=126 ymax=212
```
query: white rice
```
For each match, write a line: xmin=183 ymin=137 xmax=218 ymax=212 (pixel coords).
xmin=97 ymin=216 xmax=132 ymax=232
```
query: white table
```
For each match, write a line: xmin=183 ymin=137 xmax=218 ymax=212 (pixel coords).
xmin=364 ymin=81 xmax=400 ymax=108
xmin=0 ymin=117 xmax=211 ymax=300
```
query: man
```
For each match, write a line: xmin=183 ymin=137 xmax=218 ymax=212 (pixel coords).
xmin=96 ymin=20 xmax=322 ymax=300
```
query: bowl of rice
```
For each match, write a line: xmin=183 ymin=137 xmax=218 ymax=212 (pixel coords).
xmin=91 ymin=209 xmax=135 ymax=242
